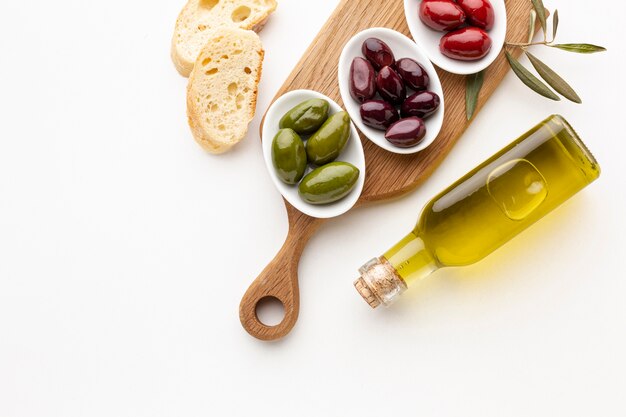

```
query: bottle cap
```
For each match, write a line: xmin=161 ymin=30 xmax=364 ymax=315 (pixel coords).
xmin=354 ymin=277 xmax=381 ymax=308
xmin=353 ymin=257 xmax=407 ymax=309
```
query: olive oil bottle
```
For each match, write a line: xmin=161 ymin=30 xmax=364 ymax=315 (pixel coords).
xmin=354 ymin=115 xmax=600 ymax=308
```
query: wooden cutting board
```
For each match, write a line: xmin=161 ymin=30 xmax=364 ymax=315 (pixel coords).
xmin=240 ymin=0 xmax=534 ymax=340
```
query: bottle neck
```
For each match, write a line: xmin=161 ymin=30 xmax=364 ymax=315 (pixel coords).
xmin=354 ymin=233 xmax=439 ymax=308
xmin=383 ymin=232 xmax=439 ymax=286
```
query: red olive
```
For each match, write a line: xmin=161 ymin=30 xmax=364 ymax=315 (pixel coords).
xmin=419 ymin=0 xmax=466 ymax=32
xmin=440 ymin=27 xmax=492 ymax=61
xmin=362 ymin=38 xmax=395 ymax=70
xmin=395 ymin=58 xmax=430 ymax=91
xmin=456 ymin=0 xmax=495 ymax=30
xmin=385 ymin=117 xmax=427 ymax=148
xmin=350 ymin=57 xmax=376 ymax=103
xmin=376 ymin=66 xmax=406 ymax=104
xmin=401 ymin=91 xmax=441 ymax=119
xmin=360 ymin=100 xmax=400 ymax=131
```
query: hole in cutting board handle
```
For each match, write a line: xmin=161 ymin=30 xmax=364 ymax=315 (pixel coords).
xmin=255 ymin=296 xmax=286 ymax=327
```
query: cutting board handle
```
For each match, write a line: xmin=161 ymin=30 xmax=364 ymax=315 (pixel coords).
xmin=239 ymin=206 xmax=324 ymax=341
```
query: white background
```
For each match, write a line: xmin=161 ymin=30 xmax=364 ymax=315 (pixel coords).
xmin=1 ymin=1 xmax=624 ymax=416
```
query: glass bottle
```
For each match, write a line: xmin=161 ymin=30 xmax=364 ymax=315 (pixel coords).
xmin=354 ymin=115 xmax=600 ymax=308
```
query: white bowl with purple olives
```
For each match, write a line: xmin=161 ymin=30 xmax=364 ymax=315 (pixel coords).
xmin=338 ymin=27 xmax=444 ymax=154
xmin=403 ymin=0 xmax=507 ymax=75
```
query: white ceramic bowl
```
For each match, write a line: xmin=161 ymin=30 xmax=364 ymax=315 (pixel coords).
xmin=262 ymin=89 xmax=366 ymax=219
xmin=338 ymin=27 xmax=445 ymax=155
xmin=403 ymin=0 xmax=507 ymax=75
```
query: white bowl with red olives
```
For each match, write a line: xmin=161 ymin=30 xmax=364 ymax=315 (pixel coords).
xmin=338 ymin=27 xmax=444 ymax=154
xmin=404 ymin=0 xmax=507 ymax=75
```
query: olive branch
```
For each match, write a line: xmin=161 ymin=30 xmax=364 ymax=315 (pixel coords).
xmin=466 ymin=0 xmax=606 ymax=120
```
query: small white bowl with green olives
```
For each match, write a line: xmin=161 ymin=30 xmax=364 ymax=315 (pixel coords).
xmin=262 ymin=89 xmax=366 ymax=219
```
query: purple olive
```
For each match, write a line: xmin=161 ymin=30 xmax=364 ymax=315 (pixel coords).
xmin=376 ymin=66 xmax=406 ymax=104
xmin=362 ymin=38 xmax=395 ymax=70
xmin=385 ymin=117 xmax=427 ymax=148
xmin=360 ymin=100 xmax=400 ymax=131
xmin=401 ymin=91 xmax=441 ymax=119
xmin=350 ymin=57 xmax=376 ymax=103
xmin=395 ymin=58 xmax=430 ymax=91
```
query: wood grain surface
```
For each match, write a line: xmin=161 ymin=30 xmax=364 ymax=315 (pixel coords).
xmin=240 ymin=0 xmax=534 ymax=341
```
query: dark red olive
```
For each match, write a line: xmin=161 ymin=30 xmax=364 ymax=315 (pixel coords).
xmin=419 ymin=0 xmax=466 ymax=32
xmin=401 ymin=91 xmax=441 ymax=119
xmin=362 ymin=38 xmax=395 ymax=70
xmin=376 ymin=66 xmax=406 ymax=104
xmin=395 ymin=58 xmax=430 ymax=91
xmin=360 ymin=100 xmax=400 ymax=131
xmin=385 ymin=117 xmax=427 ymax=148
xmin=440 ymin=27 xmax=492 ymax=61
xmin=456 ymin=0 xmax=495 ymax=30
xmin=350 ymin=57 xmax=376 ymax=103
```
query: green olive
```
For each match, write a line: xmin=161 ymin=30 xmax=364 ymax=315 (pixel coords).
xmin=306 ymin=111 xmax=351 ymax=166
xmin=298 ymin=162 xmax=360 ymax=204
xmin=271 ymin=129 xmax=307 ymax=185
xmin=279 ymin=99 xmax=330 ymax=135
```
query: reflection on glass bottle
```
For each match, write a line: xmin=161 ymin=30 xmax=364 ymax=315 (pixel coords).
xmin=354 ymin=115 xmax=600 ymax=308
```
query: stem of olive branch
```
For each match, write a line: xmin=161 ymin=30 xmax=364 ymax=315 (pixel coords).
xmin=506 ymin=28 xmax=558 ymax=48
xmin=505 ymin=41 xmax=552 ymax=48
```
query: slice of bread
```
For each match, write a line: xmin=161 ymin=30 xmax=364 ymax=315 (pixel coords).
xmin=172 ymin=0 xmax=277 ymax=77
xmin=187 ymin=27 xmax=264 ymax=154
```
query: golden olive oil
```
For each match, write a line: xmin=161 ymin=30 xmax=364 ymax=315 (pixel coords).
xmin=355 ymin=115 xmax=600 ymax=308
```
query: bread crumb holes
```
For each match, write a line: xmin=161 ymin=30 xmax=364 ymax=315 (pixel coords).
xmin=232 ymin=6 xmax=251 ymax=23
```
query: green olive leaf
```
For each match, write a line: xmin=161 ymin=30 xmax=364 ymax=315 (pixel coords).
xmin=552 ymin=9 xmax=559 ymax=41
xmin=466 ymin=71 xmax=485 ymax=120
xmin=531 ymin=0 xmax=547 ymax=36
xmin=527 ymin=9 xmax=537 ymax=44
xmin=505 ymin=51 xmax=560 ymax=101
xmin=525 ymin=52 xmax=581 ymax=103
xmin=551 ymin=43 xmax=607 ymax=54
